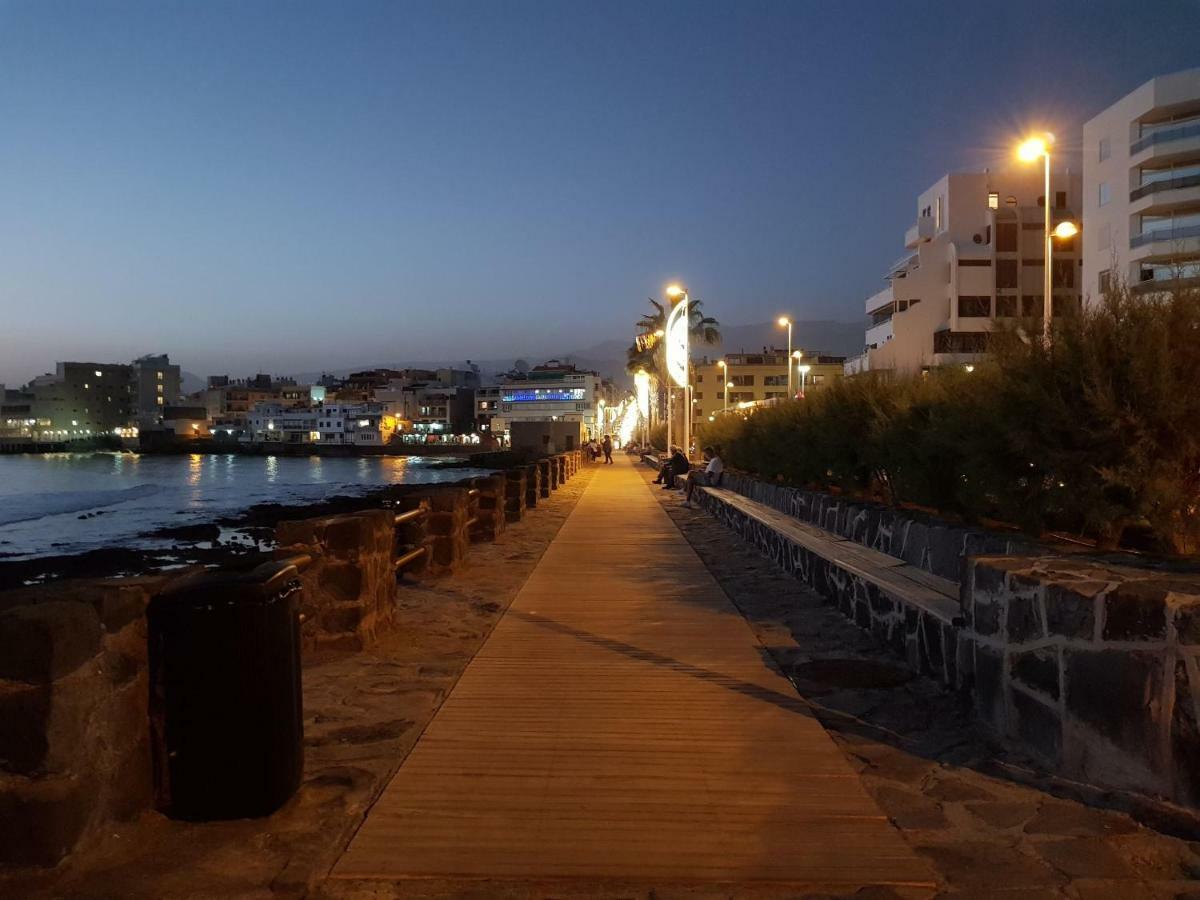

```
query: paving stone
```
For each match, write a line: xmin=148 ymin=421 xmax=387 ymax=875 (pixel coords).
xmin=1023 ymin=800 xmax=1139 ymax=837
xmin=964 ymin=801 xmax=1040 ymax=829
xmin=872 ymin=784 xmax=950 ymax=829
xmin=914 ymin=841 xmax=1065 ymax=889
xmin=924 ymin=773 xmax=997 ymax=802
xmin=1032 ymin=837 xmax=1137 ymax=878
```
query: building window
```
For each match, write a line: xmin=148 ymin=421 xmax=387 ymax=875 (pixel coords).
xmin=1055 ymin=191 xmax=1067 ymax=209
xmin=730 ymin=374 xmax=754 ymax=387
xmin=996 ymin=222 xmax=1018 ymax=252
xmin=1099 ymin=182 xmax=1111 ymax=207
xmin=958 ymin=296 xmax=991 ymax=317
xmin=716 ymin=391 xmax=724 ymax=400
xmin=1052 ymin=259 xmax=1075 ymax=288
xmin=995 ymin=296 xmax=1018 ymax=317
xmin=1037 ymin=194 xmax=1045 ymax=208
xmin=988 ymin=192 xmax=999 ymax=209
xmin=1022 ymin=295 xmax=1044 ymax=318
xmin=958 ymin=259 xmax=991 ymax=267
xmin=996 ymin=259 xmax=1018 ymax=289
xmin=693 ymin=392 xmax=703 ymax=400
xmin=1099 ymin=137 xmax=1110 ymax=161
xmin=935 ymin=196 xmax=943 ymax=231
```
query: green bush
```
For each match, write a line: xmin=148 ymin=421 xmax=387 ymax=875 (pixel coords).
xmin=698 ymin=282 xmax=1200 ymax=555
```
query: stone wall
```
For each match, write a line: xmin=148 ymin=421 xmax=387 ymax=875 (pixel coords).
xmin=275 ymin=509 xmax=398 ymax=652
xmin=962 ymin=556 xmax=1200 ymax=807
xmin=716 ymin=470 xmax=1036 ymax=582
xmin=695 ymin=469 xmax=1200 ymax=809
xmin=0 ymin=576 xmax=170 ymax=866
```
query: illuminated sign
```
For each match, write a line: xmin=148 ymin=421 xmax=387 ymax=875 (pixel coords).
xmin=501 ymin=388 xmax=586 ymax=402
xmin=665 ymin=296 xmax=689 ymax=388
xmin=634 ymin=370 xmax=650 ymax=418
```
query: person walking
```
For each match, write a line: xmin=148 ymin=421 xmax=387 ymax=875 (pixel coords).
xmin=601 ymin=434 xmax=613 ymax=465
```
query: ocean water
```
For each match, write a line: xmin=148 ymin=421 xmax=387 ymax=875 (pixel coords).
xmin=0 ymin=452 xmax=488 ymax=560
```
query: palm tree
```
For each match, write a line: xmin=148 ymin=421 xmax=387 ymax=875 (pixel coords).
xmin=625 ymin=296 xmax=720 ymax=375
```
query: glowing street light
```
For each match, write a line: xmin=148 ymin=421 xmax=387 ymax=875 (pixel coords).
xmin=777 ymin=317 xmax=793 ymax=397
xmin=797 ymin=363 xmax=811 ymax=398
xmin=725 ymin=380 xmax=734 ymax=416
xmin=1017 ymin=132 xmax=1061 ymax=342
xmin=1054 ymin=221 xmax=1078 ymax=240
xmin=664 ymin=284 xmax=691 ymax=457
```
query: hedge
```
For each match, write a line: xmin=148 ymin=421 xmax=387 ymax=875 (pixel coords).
xmin=697 ymin=283 xmax=1200 ymax=556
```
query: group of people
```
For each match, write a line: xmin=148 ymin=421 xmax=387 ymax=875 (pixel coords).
xmin=586 ymin=434 xmax=614 ymax=464
xmin=652 ymin=444 xmax=723 ymax=508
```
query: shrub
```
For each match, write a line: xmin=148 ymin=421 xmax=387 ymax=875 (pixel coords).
xmin=698 ymin=282 xmax=1200 ymax=555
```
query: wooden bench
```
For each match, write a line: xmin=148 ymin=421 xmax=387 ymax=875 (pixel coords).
xmin=700 ymin=486 xmax=960 ymax=624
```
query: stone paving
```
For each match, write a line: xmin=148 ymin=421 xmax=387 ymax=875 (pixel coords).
xmin=652 ymin=472 xmax=1200 ymax=899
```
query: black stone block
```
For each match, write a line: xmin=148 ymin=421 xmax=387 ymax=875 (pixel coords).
xmin=1176 ymin=604 xmax=1200 ymax=646
xmin=1065 ymin=648 xmax=1164 ymax=757
xmin=1103 ymin=583 xmax=1167 ymax=641
xmin=899 ymin=521 xmax=929 ymax=568
xmin=973 ymin=597 xmax=1001 ymax=637
xmin=974 ymin=644 xmax=1006 ymax=730
xmin=1012 ymin=648 xmax=1060 ymax=700
xmin=942 ymin=623 xmax=959 ymax=686
xmin=1045 ymin=583 xmax=1097 ymax=640
xmin=1012 ymin=689 xmax=1062 ymax=763
xmin=921 ymin=614 xmax=944 ymax=676
xmin=1006 ymin=593 xmax=1044 ymax=644
xmin=927 ymin=526 xmax=966 ymax=580
xmin=1172 ymin=657 xmax=1200 ymax=805
xmin=972 ymin=562 xmax=1008 ymax=596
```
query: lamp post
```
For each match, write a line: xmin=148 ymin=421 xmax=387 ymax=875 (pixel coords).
xmin=791 ymin=350 xmax=802 ymax=400
xmin=777 ymin=317 xmax=793 ymax=397
xmin=798 ymin=363 xmax=811 ymax=398
xmin=1017 ymin=134 xmax=1056 ymax=342
xmin=665 ymin=284 xmax=690 ymax=458
xmin=716 ymin=359 xmax=727 ymax=416
xmin=725 ymin=380 xmax=733 ymax=415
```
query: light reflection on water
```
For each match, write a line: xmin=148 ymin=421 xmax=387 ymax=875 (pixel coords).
xmin=0 ymin=452 xmax=488 ymax=560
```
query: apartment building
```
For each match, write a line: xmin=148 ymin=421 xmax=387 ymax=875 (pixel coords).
xmin=245 ymin=401 xmax=397 ymax=445
xmin=845 ymin=168 xmax=1083 ymax=376
xmin=475 ymin=360 xmax=604 ymax=440
xmin=693 ymin=349 xmax=846 ymax=427
xmin=28 ymin=362 xmax=136 ymax=439
xmin=131 ymin=353 xmax=181 ymax=427
xmin=1083 ymin=68 xmax=1200 ymax=298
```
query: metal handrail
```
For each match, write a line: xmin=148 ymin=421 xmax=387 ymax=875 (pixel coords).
xmin=394 ymin=546 xmax=428 ymax=570
xmin=1130 ymin=222 xmax=1200 ymax=248
xmin=275 ymin=553 xmax=315 ymax=573
xmin=1131 ymin=121 xmax=1200 ymax=155
xmin=1130 ymin=172 xmax=1200 ymax=202
xmin=394 ymin=508 xmax=428 ymax=526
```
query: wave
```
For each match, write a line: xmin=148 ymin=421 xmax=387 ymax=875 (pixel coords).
xmin=0 ymin=483 xmax=161 ymax=527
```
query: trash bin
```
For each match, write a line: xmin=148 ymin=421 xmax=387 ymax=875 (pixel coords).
xmin=147 ymin=559 xmax=304 ymax=821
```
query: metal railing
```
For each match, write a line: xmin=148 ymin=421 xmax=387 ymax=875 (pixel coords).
xmin=1130 ymin=172 xmax=1200 ymax=202
xmin=1130 ymin=222 xmax=1200 ymax=248
xmin=1131 ymin=121 xmax=1200 ymax=156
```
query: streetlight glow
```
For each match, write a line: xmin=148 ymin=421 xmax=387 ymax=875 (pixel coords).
xmin=776 ymin=316 xmax=790 ymax=327
xmin=1016 ymin=135 xmax=1049 ymax=162
xmin=1017 ymin=131 xmax=1058 ymax=343
xmin=777 ymin=316 xmax=794 ymax=397
xmin=1053 ymin=221 xmax=1078 ymax=239
xmin=665 ymin=284 xmax=685 ymax=298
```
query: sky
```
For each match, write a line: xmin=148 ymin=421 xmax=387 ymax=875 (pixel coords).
xmin=1 ymin=0 xmax=1198 ymax=384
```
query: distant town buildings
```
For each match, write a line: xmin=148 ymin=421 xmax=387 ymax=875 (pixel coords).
xmin=845 ymin=168 xmax=1082 ymax=376
xmin=475 ymin=360 xmax=611 ymax=442
xmin=693 ymin=349 xmax=845 ymax=427
xmin=131 ymin=354 xmax=181 ymax=428
xmin=1083 ymin=68 xmax=1200 ymax=299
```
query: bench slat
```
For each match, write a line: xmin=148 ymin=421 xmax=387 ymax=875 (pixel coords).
xmin=700 ymin=486 xmax=959 ymax=622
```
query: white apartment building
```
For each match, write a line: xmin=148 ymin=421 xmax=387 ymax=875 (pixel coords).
xmin=475 ymin=360 xmax=604 ymax=440
xmin=1083 ymin=68 xmax=1200 ymax=298
xmin=245 ymin=401 xmax=397 ymax=445
xmin=845 ymin=168 xmax=1082 ymax=376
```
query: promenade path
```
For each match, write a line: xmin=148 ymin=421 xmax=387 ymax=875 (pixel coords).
xmin=331 ymin=455 xmax=935 ymax=892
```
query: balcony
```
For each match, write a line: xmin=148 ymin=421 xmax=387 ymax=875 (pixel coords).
xmin=904 ymin=218 xmax=935 ymax=249
xmin=1131 ymin=121 xmax=1200 ymax=156
xmin=1130 ymin=222 xmax=1200 ymax=250
xmin=1131 ymin=172 xmax=1200 ymax=202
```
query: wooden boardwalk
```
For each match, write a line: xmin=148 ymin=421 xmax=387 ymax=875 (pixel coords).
xmin=331 ymin=456 xmax=935 ymax=891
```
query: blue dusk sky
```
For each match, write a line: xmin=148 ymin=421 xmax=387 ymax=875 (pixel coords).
xmin=1 ymin=0 xmax=1197 ymax=383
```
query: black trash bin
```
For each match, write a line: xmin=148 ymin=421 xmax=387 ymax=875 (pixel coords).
xmin=147 ymin=559 xmax=304 ymax=821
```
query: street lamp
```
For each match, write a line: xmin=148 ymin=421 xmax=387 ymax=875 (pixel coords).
xmin=725 ymin=380 xmax=734 ymax=416
xmin=798 ymin=363 xmax=811 ymax=398
xmin=792 ymin=350 xmax=803 ymax=399
xmin=665 ymin=284 xmax=691 ymax=457
xmin=1017 ymin=133 xmax=1061 ymax=342
xmin=777 ymin=317 xmax=793 ymax=397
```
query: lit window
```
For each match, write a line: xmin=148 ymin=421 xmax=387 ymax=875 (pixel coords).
xmin=94 ymin=370 xmax=102 ymax=378
xmin=1099 ymin=182 xmax=1111 ymax=207
xmin=156 ymin=397 xmax=164 ymax=405
xmin=156 ymin=371 xmax=163 ymax=380
xmin=988 ymin=192 xmax=999 ymax=210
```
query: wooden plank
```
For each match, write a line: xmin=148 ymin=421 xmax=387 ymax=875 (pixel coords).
xmin=331 ymin=457 xmax=936 ymax=890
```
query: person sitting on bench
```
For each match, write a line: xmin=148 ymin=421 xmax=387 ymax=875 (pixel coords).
xmin=682 ymin=446 xmax=723 ymax=507
xmin=660 ymin=445 xmax=690 ymax=489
